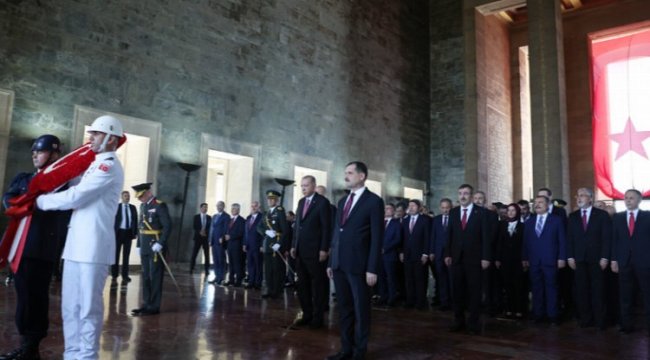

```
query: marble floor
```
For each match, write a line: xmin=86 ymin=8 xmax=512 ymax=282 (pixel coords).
xmin=1 ymin=268 xmax=648 ymax=359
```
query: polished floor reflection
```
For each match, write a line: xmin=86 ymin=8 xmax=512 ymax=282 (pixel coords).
xmin=1 ymin=269 xmax=649 ymax=359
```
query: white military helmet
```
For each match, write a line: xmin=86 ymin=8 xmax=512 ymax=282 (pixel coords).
xmin=88 ymin=115 xmax=124 ymax=137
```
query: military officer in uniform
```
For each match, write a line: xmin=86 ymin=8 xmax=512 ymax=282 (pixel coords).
xmin=36 ymin=116 xmax=125 ymax=360
xmin=130 ymin=183 xmax=172 ymax=316
xmin=1 ymin=135 xmax=70 ymax=360
xmin=258 ymin=190 xmax=290 ymax=299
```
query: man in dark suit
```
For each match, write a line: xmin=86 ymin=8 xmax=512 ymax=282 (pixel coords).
xmin=473 ymin=190 xmax=500 ymax=316
xmin=327 ymin=161 xmax=384 ymax=360
xmin=244 ymin=201 xmax=264 ymax=289
xmin=522 ymin=195 xmax=566 ymax=324
xmin=209 ymin=201 xmax=230 ymax=285
xmin=190 ymin=203 xmax=211 ymax=276
xmin=379 ymin=203 xmax=401 ymax=306
xmin=224 ymin=203 xmax=246 ymax=286
xmin=400 ymin=199 xmax=430 ymax=310
xmin=567 ymin=187 xmax=611 ymax=329
xmin=112 ymin=191 xmax=138 ymax=282
xmin=518 ymin=199 xmax=532 ymax=223
xmin=291 ymin=175 xmax=332 ymax=329
xmin=429 ymin=198 xmax=452 ymax=311
xmin=611 ymin=189 xmax=650 ymax=334
xmin=538 ymin=187 xmax=572 ymax=320
xmin=444 ymin=184 xmax=492 ymax=334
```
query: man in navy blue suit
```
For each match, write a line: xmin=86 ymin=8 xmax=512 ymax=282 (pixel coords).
xmin=378 ymin=203 xmax=401 ymax=306
xmin=327 ymin=161 xmax=384 ymax=360
xmin=244 ymin=201 xmax=264 ymax=289
xmin=538 ymin=187 xmax=572 ymax=319
xmin=400 ymin=199 xmax=430 ymax=310
xmin=209 ymin=201 xmax=230 ymax=285
xmin=224 ymin=203 xmax=246 ymax=286
xmin=567 ymin=187 xmax=611 ymax=329
xmin=429 ymin=198 xmax=452 ymax=311
xmin=611 ymin=189 xmax=650 ymax=334
xmin=522 ymin=195 xmax=566 ymax=324
xmin=444 ymin=184 xmax=492 ymax=335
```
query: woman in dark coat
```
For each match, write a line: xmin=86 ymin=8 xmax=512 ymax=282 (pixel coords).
xmin=496 ymin=203 xmax=527 ymax=318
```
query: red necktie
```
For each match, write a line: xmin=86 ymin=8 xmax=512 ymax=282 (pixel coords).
xmin=302 ymin=199 xmax=311 ymax=219
xmin=341 ymin=193 xmax=355 ymax=226
xmin=409 ymin=217 xmax=416 ymax=233
xmin=461 ymin=209 xmax=468 ymax=230
xmin=582 ymin=210 xmax=588 ymax=231
xmin=629 ymin=212 xmax=635 ymax=236
xmin=229 ymin=217 xmax=235 ymax=229
xmin=248 ymin=215 xmax=254 ymax=229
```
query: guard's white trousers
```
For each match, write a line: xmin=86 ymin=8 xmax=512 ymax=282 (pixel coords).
xmin=62 ymin=260 xmax=108 ymax=360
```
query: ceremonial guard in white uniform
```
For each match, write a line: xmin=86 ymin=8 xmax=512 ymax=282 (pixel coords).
xmin=36 ymin=115 xmax=125 ymax=360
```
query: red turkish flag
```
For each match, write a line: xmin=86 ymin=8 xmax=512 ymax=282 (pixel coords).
xmin=591 ymin=28 xmax=650 ymax=199
xmin=0 ymin=136 xmax=127 ymax=271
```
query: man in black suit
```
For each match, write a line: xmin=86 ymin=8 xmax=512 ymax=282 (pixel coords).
xmin=327 ymin=161 xmax=384 ymax=360
xmin=611 ymin=189 xmax=650 ymax=334
xmin=567 ymin=187 xmax=611 ymax=329
xmin=429 ymin=198 xmax=452 ymax=311
xmin=400 ymin=199 xmax=430 ymax=310
xmin=473 ymin=190 xmax=500 ymax=316
xmin=190 ymin=203 xmax=211 ymax=276
xmin=291 ymin=175 xmax=332 ymax=329
xmin=444 ymin=184 xmax=492 ymax=334
xmin=112 ymin=191 xmax=138 ymax=282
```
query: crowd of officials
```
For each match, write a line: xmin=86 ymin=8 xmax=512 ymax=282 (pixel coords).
xmin=2 ymin=128 xmax=649 ymax=360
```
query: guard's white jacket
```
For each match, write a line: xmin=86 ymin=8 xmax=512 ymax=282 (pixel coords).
xmin=37 ymin=151 xmax=124 ymax=265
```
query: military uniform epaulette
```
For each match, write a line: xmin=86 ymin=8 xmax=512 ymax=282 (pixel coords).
xmin=155 ymin=199 xmax=164 ymax=204
xmin=276 ymin=206 xmax=284 ymax=211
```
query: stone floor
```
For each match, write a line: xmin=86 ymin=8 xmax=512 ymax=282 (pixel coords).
xmin=0 ymin=269 xmax=648 ymax=359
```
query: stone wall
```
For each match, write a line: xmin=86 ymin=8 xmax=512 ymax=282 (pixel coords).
xmin=429 ymin=0 xmax=465 ymax=203
xmin=0 ymin=0 xmax=430 ymax=259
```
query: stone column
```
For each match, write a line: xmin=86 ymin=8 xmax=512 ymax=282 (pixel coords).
xmin=527 ymin=0 xmax=570 ymax=200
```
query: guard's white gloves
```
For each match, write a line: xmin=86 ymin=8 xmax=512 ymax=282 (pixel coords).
xmin=151 ymin=243 xmax=163 ymax=253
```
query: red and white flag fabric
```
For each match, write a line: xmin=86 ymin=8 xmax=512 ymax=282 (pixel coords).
xmin=0 ymin=136 xmax=127 ymax=272
xmin=591 ymin=27 xmax=650 ymax=199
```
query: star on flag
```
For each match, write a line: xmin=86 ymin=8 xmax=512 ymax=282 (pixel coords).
xmin=609 ymin=117 xmax=650 ymax=160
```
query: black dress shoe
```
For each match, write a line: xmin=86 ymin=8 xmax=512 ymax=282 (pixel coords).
xmin=620 ymin=327 xmax=634 ymax=334
xmin=309 ymin=321 xmax=324 ymax=329
xmin=133 ymin=309 xmax=159 ymax=316
xmin=326 ymin=351 xmax=352 ymax=360
xmin=294 ymin=318 xmax=312 ymax=326
xmin=122 ymin=277 xmax=132 ymax=283
xmin=0 ymin=345 xmax=40 ymax=360
xmin=131 ymin=307 xmax=145 ymax=315
xmin=262 ymin=294 xmax=277 ymax=299
xmin=449 ymin=323 xmax=465 ymax=332
xmin=0 ymin=347 xmax=24 ymax=360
